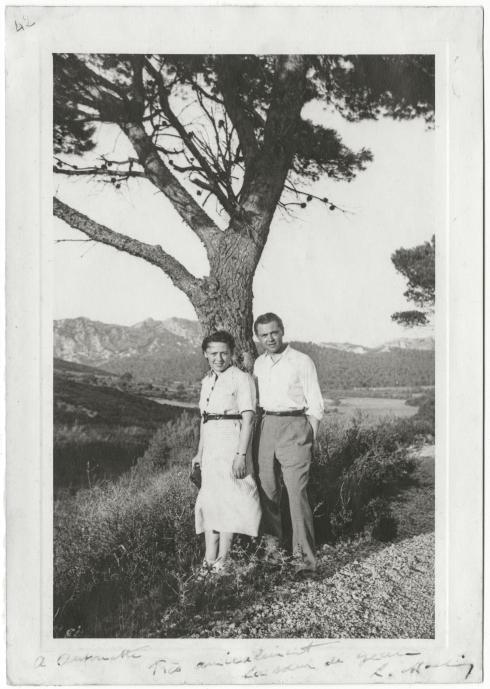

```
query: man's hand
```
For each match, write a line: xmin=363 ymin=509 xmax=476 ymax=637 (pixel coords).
xmin=232 ymin=454 xmax=246 ymax=479
xmin=191 ymin=454 xmax=201 ymax=468
xmin=307 ymin=415 xmax=320 ymax=441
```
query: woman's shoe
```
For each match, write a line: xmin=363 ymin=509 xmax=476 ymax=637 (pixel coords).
xmin=195 ymin=559 xmax=214 ymax=581
xmin=211 ymin=557 xmax=230 ymax=575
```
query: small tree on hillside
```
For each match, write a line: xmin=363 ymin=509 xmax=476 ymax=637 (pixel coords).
xmin=391 ymin=235 xmax=435 ymax=327
xmin=119 ymin=371 xmax=133 ymax=388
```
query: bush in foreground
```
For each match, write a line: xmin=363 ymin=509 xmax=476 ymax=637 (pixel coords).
xmin=54 ymin=466 xmax=201 ymax=637
xmin=310 ymin=415 xmax=419 ymax=543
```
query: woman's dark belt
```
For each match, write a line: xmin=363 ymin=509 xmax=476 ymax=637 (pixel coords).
xmin=259 ymin=408 xmax=305 ymax=417
xmin=202 ymin=412 xmax=242 ymax=423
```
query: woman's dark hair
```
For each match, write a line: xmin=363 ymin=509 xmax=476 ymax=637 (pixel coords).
xmin=253 ymin=312 xmax=284 ymax=336
xmin=201 ymin=330 xmax=235 ymax=353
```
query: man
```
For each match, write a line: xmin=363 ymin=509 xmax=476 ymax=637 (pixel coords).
xmin=253 ymin=312 xmax=324 ymax=575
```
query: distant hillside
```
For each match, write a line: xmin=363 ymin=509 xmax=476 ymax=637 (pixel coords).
xmin=374 ymin=337 xmax=434 ymax=353
xmin=54 ymin=372 xmax=198 ymax=428
xmin=54 ymin=358 xmax=114 ymax=377
xmin=54 ymin=317 xmax=434 ymax=388
xmin=291 ymin=342 xmax=434 ymax=390
xmin=320 ymin=342 xmax=371 ymax=355
xmin=54 ymin=317 xmax=205 ymax=382
xmin=53 ymin=360 xmax=200 ymax=492
xmin=321 ymin=337 xmax=434 ymax=355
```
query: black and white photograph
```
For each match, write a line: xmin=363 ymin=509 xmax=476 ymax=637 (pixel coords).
xmin=52 ymin=50 xmax=437 ymax=640
xmin=6 ymin=5 xmax=483 ymax=684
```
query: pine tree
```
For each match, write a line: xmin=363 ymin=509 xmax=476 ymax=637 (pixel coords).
xmin=54 ymin=54 xmax=434 ymax=369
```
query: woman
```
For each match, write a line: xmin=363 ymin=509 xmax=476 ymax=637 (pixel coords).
xmin=192 ymin=330 xmax=261 ymax=572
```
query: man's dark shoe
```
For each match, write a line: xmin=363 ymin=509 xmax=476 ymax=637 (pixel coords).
xmin=293 ymin=564 xmax=317 ymax=580
xmin=291 ymin=553 xmax=317 ymax=579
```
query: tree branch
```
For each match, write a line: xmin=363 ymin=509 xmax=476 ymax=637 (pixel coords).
xmin=53 ymin=197 xmax=201 ymax=297
xmin=282 ymin=182 xmax=351 ymax=214
xmin=237 ymin=56 xmax=309 ymax=245
xmin=53 ymin=166 xmax=145 ymax=179
xmin=143 ymin=58 xmax=237 ymax=217
xmin=262 ymin=55 xmax=308 ymax=157
xmin=119 ymin=120 xmax=223 ymax=261
xmin=216 ymin=57 xmax=258 ymax=165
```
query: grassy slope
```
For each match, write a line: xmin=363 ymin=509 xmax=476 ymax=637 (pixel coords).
xmin=54 ymin=373 xmax=198 ymax=428
xmin=54 ymin=373 xmax=199 ymax=490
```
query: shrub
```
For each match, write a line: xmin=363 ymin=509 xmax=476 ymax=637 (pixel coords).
xmin=136 ymin=412 xmax=200 ymax=474
xmin=54 ymin=465 xmax=202 ymax=637
xmin=309 ymin=414 xmax=419 ymax=542
xmin=414 ymin=390 xmax=435 ymax=427
xmin=53 ymin=423 xmax=149 ymax=491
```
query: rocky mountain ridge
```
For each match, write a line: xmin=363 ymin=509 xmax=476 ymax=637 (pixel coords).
xmin=54 ymin=317 xmax=202 ymax=367
xmin=54 ymin=316 xmax=434 ymax=365
xmin=54 ymin=317 xmax=435 ymax=387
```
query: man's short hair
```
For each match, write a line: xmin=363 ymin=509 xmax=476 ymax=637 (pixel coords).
xmin=253 ymin=312 xmax=284 ymax=336
xmin=201 ymin=330 xmax=235 ymax=353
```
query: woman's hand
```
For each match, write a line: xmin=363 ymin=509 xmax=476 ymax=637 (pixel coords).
xmin=232 ymin=453 xmax=246 ymax=479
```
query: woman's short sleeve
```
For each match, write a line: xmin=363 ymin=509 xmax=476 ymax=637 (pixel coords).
xmin=198 ymin=376 xmax=208 ymax=412
xmin=237 ymin=371 xmax=257 ymax=414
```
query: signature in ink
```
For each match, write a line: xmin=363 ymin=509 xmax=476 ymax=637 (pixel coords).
xmin=369 ymin=654 xmax=474 ymax=681
xmin=401 ymin=655 xmax=474 ymax=681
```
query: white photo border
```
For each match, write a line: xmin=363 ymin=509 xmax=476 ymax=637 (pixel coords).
xmin=6 ymin=5 xmax=483 ymax=684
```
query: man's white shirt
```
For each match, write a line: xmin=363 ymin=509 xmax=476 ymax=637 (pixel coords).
xmin=253 ymin=345 xmax=324 ymax=421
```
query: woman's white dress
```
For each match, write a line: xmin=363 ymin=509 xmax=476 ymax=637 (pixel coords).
xmin=195 ymin=365 xmax=261 ymax=537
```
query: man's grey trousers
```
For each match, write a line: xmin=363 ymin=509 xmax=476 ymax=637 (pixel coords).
xmin=256 ymin=414 xmax=316 ymax=570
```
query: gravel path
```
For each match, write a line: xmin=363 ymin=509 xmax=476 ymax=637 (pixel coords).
xmin=203 ymin=533 xmax=434 ymax=638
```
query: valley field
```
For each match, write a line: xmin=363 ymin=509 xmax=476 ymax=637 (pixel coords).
xmin=54 ymin=356 xmax=432 ymax=491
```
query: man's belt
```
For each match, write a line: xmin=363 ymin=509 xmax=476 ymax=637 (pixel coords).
xmin=260 ymin=408 xmax=306 ymax=417
xmin=202 ymin=412 xmax=242 ymax=424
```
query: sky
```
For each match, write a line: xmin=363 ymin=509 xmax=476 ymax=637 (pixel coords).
xmin=53 ymin=99 xmax=435 ymax=348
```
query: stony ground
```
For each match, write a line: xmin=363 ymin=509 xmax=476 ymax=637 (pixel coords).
xmin=189 ymin=445 xmax=435 ymax=639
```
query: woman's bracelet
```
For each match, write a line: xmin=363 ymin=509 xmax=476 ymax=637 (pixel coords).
xmin=236 ymin=452 xmax=246 ymax=456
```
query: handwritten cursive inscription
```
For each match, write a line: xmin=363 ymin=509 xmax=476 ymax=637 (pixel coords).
xmin=401 ymin=655 xmax=474 ymax=681
xmin=31 ymin=645 xmax=476 ymax=682
xmin=358 ymin=650 xmax=422 ymax=665
xmin=56 ymin=646 xmax=149 ymax=667
xmin=367 ymin=654 xmax=474 ymax=681
xmin=148 ymin=659 xmax=182 ymax=678
xmin=14 ymin=16 xmax=36 ymax=32
xmin=196 ymin=639 xmax=340 ymax=670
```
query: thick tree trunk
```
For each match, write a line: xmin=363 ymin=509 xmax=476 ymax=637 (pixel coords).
xmin=193 ymin=279 xmax=257 ymax=373
xmin=190 ymin=226 xmax=262 ymax=372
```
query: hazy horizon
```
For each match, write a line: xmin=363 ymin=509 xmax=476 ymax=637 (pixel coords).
xmin=54 ymin=313 xmax=434 ymax=350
